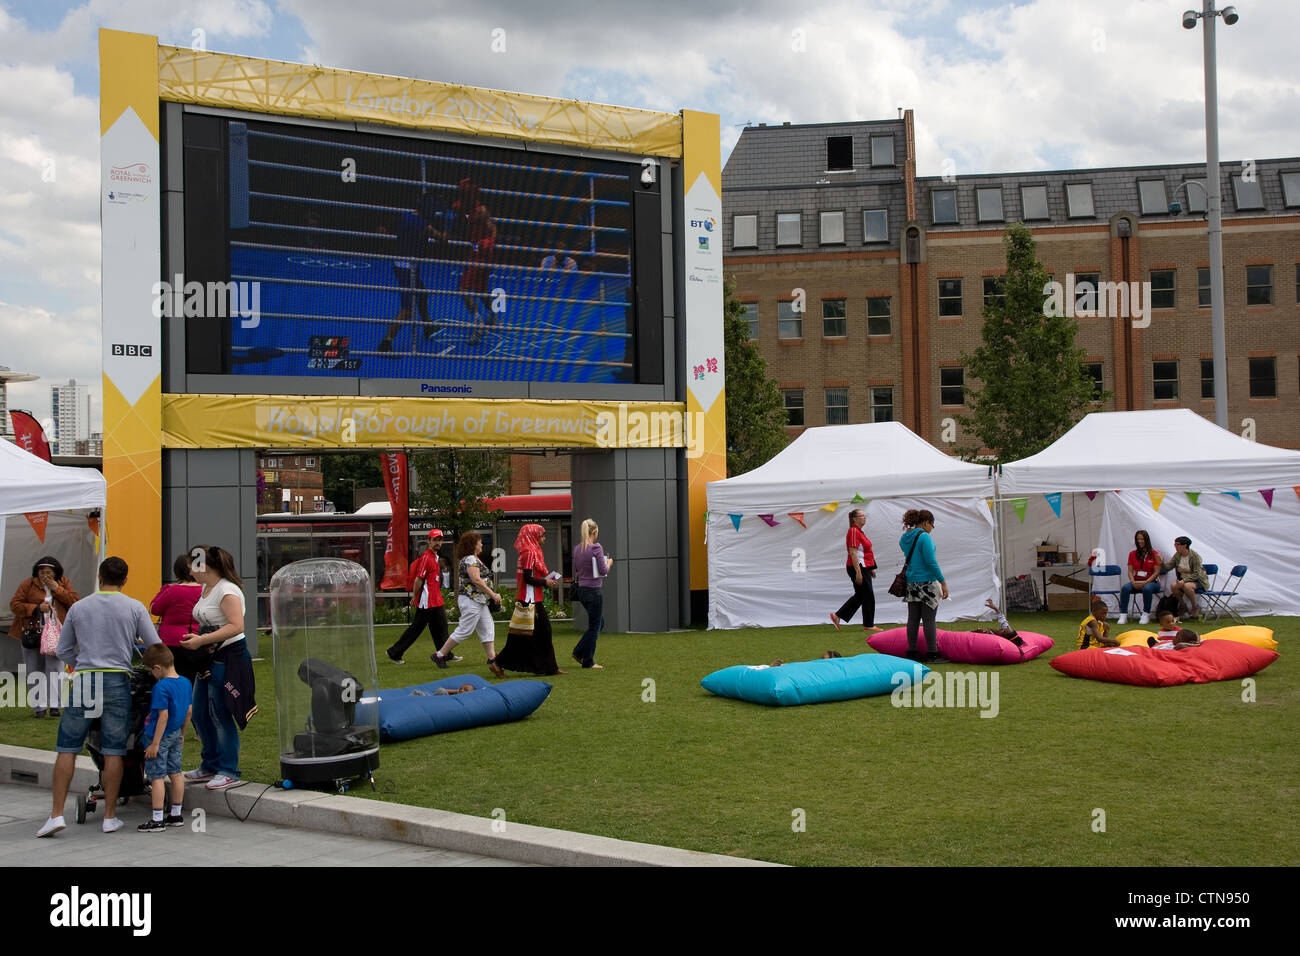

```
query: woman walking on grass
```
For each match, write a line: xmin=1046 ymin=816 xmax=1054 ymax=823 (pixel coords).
xmin=830 ymin=508 xmax=880 ymax=634
xmin=571 ymin=518 xmax=611 ymax=669
xmin=494 ymin=524 xmax=565 ymax=676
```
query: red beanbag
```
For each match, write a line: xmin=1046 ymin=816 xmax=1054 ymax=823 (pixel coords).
xmin=867 ymin=627 xmax=1054 ymax=664
xmin=1050 ymin=639 xmax=1278 ymax=687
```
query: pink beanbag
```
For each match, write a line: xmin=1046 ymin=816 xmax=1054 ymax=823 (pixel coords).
xmin=867 ymin=627 xmax=1054 ymax=664
xmin=1050 ymin=639 xmax=1278 ymax=687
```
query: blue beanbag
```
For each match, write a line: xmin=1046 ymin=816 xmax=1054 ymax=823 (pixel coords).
xmin=355 ymin=676 xmax=552 ymax=741
xmin=700 ymin=653 xmax=929 ymax=707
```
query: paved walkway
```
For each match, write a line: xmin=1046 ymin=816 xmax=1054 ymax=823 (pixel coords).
xmin=0 ymin=782 xmax=526 ymax=867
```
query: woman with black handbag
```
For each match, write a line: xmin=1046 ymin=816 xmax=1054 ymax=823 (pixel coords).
xmin=8 ymin=556 xmax=79 ymax=717
xmin=898 ymin=510 xmax=949 ymax=664
xmin=494 ymin=524 xmax=565 ymax=676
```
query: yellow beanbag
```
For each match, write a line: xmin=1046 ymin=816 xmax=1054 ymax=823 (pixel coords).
xmin=1116 ymin=629 xmax=1157 ymax=647
xmin=1202 ymin=626 xmax=1278 ymax=650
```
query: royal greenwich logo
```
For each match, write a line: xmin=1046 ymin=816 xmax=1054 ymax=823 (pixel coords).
xmin=109 ymin=163 xmax=151 ymax=184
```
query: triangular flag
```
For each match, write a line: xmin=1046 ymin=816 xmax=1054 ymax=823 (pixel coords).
xmin=728 ymin=513 xmax=742 ymax=531
xmin=25 ymin=512 xmax=48 ymax=543
xmin=1221 ymin=491 xmax=1240 ymax=501
xmin=1148 ymin=490 xmax=1166 ymax=512
xmin=851 ymin=493 xmax=866 ymax=503
xmin=1260 ymin=489 xmax=1274 ymax=508
xmin=88 ymin=515 xmax=100 ymax=536
xmin=986 ymin=499 xmax=994 ymax=511
xmin=758 ymin=514 xmax=779 ymax=527
xmin=787 ymin=512 xmax=806 ymax=529
xmin=1011 ymin=499 xmax=1028 ymax=523
xmin=1084 ymin=491 xmax=1097 ymax=501
xmin=1045 ymin=492 xmax=1062 ymax=518
xmin=703 ymin=510 xmax=710 ymax=522
xmin=820 ymin=501 xmax=839 ymax=513
xmin=1184 ymin=492 xmax=1200 ymax=506
xmin=1294 ymin=486 xmax=1300 ymax=502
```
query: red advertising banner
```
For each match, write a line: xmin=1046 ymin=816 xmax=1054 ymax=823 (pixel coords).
xmin=10 ymin=410 xmax=52 ymax=462
xmin=379 ymin=452 xmax=409 ymax=590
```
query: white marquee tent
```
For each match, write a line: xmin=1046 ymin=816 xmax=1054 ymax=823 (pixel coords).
xmin=998 ymin=409 xmax=1300 ymax=616
xmin=707 ymin=422 xmax=998 ymax=629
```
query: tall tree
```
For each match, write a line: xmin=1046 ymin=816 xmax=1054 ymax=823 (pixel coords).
xmin=723 ymin=280 xmax=789 ymax=475
xmin=409 ymin=448 xmax=509 ymax=540
xmin=322 ymin=453 xmax=384 ymax=512
xmin=961 ymin=223 xmax=1104 ymax=462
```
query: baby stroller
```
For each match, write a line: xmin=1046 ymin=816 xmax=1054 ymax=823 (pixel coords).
xmin=75 ymin=665 xmax=156 ymax=824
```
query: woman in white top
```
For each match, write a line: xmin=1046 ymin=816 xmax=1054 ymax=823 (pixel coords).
xmin=432 ymin=532 xmax=504 ymax=675
xmin=178 ymin=545 xmax=249 ymax=790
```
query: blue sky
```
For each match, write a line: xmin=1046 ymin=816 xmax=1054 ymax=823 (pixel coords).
xmin=1 ymin=0 xmax=1296 ymax=431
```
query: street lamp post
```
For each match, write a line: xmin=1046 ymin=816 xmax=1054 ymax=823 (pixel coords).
xmin=1183 ymin=2 xmax=1239 ymax=429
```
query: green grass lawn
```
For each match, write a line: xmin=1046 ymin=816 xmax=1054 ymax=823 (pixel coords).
xmin=3 ymin=612 xmax=1295 ymax=866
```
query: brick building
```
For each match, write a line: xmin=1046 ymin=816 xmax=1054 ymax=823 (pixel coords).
xmin=722 ymin=113 xmax=1300 ymax=451
xmin=258 ymin=453 xmax=325 ymax=513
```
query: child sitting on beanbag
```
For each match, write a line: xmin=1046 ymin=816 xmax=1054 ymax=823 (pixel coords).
xmin=971 ymin=598 xmax=1024 ymax=646
xmin=1077 ymin=598 xmax=1118 ymax=649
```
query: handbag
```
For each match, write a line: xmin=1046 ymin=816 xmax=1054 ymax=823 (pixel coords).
xmin=39 ymin=611 xmax=62 ymax=656
xmin=508 ymin=601 xmax=535 ymax=636
xmin=888 ymin=534 xmax=923 ymax=598
xmin=21 ymin=612 xmax=43 ymax=650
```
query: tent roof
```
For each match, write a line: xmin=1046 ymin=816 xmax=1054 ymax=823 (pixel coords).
xmin=707 ymin=422 xmax=993 ymax=511
xmin=0 ymin=438 xmax=106 ymax=514
xmin=999 ymin=409 xmax=1300 ymax=494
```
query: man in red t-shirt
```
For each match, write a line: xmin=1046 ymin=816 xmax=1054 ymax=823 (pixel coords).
xmin=384 ymin=530 xmax=456 ymax=664
xmin=830 ymin=509 xmax=880 ymax=632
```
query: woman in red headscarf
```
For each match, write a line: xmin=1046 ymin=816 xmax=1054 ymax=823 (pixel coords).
xmin=493 ymin=524 xmax=565 ymax=676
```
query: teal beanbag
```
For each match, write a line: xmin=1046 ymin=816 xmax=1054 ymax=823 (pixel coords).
xmin=700 ymin=653 xmax=928 ymax=706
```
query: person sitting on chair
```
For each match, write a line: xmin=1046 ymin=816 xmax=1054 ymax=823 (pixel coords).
xmin=1159 ymin=536 xmax=1210 ymax=620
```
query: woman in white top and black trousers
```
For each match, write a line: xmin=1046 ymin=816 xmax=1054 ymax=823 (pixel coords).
xmin=178 ymin=545 xmax=252 ymax=791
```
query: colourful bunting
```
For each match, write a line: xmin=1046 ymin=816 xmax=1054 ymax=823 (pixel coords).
xmin=1221 ymin=491 xmax=1240 ymax=501
xmin=1045 ymin=492 xmax=1062 ymax=518
xmin=1011 ymin=499 xmax=1028 ymax=523
xmin=1148 ymin=490 xmax=1166 ymax=512
xmin=851 ymin=493 xmax=866 ymax=503
xmin=820 ymin=501 xmax=839 ymax=513
xmin=986 ymin=499 xmax=994 ymax=511
xmin=1184 ymin=492 xmax=1200 ymax=506
xmin=728 ymin=513 xmax=742 ymax=530
xmin=758 ymin=514 xmax=779 ymax=527
xmin=703 ymin=510 xmax=710 ymax=522
xmin=1295 ymin=486 xmax=1300 ymax=502
xmin=1260 ymin=489 xmax=1274 ymax=508
xmin=25 ymin=512 xmax=48 ymax=543
xmin=1084 ymin=491 xmax=1098 ymax=501
xmin=788 ymin=512 xmax=806 ymax=529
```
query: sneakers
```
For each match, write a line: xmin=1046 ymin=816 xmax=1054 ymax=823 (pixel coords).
xmin=137 ymin=819 xmax=167 ymax=833
xmin=205 ymin=774 xmax=237 ymax=790
xmin=432 ymin=652 xmax=449 ymax=669
xmin=166 ymin=814 xmax=185 ymax=828
xmin=102 ymin=817 xmax=124 ymax=834
xmin=1116 ymin=613 xmax=1129 ymax=625
xmin=1147 ymin=637 xmax=1159 ymax=648
xmin=36 ymin=816 xmax=65 ymax=838
xmin=385 ymin=648 xmax=405 ymax=664
xmin=1138 ymin=612 xmax=1150 ymax=625
xmin=829 ymin=612 xmax=842 ymax=631
xmin=923 ymin=652 xmax=950 ymax=665
xmin=446 ymin=653 xmax=464 ymax=663
xmin=183 ymin=768 xmax=214 ymax=784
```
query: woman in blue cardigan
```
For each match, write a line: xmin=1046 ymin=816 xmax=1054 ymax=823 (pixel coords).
xmin=899 ymin=509 xmax=949 ymax=664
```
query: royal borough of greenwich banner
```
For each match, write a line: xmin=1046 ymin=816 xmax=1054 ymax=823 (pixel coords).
xmin=163 ymin=394 xmax=699 ymax=453
xmin=157 ymin=46 xmax=682 ymax=158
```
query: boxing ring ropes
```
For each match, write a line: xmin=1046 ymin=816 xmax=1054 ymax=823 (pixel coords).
xmin=228 ymin=125 xmax=637 ymax=371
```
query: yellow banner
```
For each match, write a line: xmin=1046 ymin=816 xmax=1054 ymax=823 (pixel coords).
xmin=157 ymin=46 xmax=683 ymax=157
xmin=163 ymin=395 xmax=701 ymax=452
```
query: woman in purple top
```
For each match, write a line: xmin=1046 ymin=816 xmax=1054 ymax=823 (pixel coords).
xmin=150 ymin=554 xmax=204 ymax=680
xmin=571 ymin=518 xmax=612 ymax=669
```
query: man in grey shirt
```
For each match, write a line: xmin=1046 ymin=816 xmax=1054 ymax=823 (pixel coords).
xmin=37 ymin=556 xmax=160 ymax=838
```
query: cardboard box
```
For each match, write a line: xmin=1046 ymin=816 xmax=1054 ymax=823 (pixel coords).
xmin=1047 ymin=591 xmax=1089 ymax=611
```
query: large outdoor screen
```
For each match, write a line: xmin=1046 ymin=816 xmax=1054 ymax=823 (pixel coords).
xmin=186 ymin=116 xmax=651 ymax=385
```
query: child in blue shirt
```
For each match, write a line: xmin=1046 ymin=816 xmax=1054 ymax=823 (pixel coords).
xmin=138 ymin=644 xmax=193 ymax=833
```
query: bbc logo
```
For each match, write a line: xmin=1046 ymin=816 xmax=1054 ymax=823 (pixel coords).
xmin=111 ymin=344 xmax=152 ymax=356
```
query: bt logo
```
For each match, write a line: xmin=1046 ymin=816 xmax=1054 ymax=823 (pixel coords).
xmin=689 ymin=218 xmax=716 ymax=232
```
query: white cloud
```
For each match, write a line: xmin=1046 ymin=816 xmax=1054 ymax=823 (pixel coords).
xmin=0 ymin=300 xmax=102 ymax=430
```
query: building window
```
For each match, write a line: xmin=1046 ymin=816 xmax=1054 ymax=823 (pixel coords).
xmin=871 ymin=135 xmax=894 ymax=166
xmin=1232 ymin=175 xmax=1264 ymax=211
xmin=738 ymin=302 xmax=758 ymax=340
xmin=778 ymin=300 xmax=802 ymax=339
xmin=976 ymin=187 xmax=1004 ymax=222
xmin=1183 ymin=179 xmax=1208 ymax=213
xmin=940 ymin=368 xmax=965 ymax=406
xmin=733 ymin=214 xmax=757 ymax=249
xmin=938 ymin=279 xmax=963 ymax=316
xmin=1246 ymin=265 xmax=1272 ymax=305
xmin=982 ymin=276 xmax=1006 ymax=307
xmin=863 ymin=208 xmax=888 ymax=243
xmin=822 ymin=299 xmax=847 ymax=338
xmin=931 ymin=189 xmax=958 ymax=224
xmin=1021 ymin=185 xmax=1049 ymax=220
xmin=867 ymin=296 xmax=891 ymax=335
xmin=819 ymin=210 xmax=845 ymax=245
xmin=1282 ymin=171 xmax=1300 ymax=208
xmin=870 ymin=387 xmax=894 ymax=423
xmin=776 ymin=212 xmax=801 ymax=247
xmin=827 ymin=135 xmax=853 ymax=171
xmin=783 ymin=389 xmax=804 ymax=427
xmin=1201 ymin=358 xmax=1215 ymax=399
xmin=1150 ymin=269 xmax=1175 ymax=310
xmin=1066 ymin=183 xmax=1095 ymax=218
xmin=1153 ymin=361 xmax=1179 ymax=401
xmin=305 ymin=457 xmax=316 ymax=467
xmin=1075 ymin=272 xmax=1100 ymax=315
xmin=1198 ymin=267 xmax=1212 ymax=307
xmin=1084 ymin=362 xmax=1104 ymax=400
xmin=1138 ymin=179 xmax=1167 ymax=215
xmin=1295 ymin=263 xmax=1300 ymax=303
xmin=1249 ymin=357 xmax=1277 ymax=398
xmin=825 ymin=388 xmax=849 ymax=425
